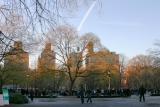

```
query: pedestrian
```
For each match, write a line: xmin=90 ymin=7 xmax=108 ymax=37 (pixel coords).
xmin=86 ymin=89 xmax=92 ymax=103
xmin=79 ymin=85 xmax=85 ymax=104
xmin=30 ymin=90 xmax=34 ymax=102
xmin=139 ymin=84 xmax=146 ymax=102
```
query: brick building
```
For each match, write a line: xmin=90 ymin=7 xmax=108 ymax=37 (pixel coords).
xmin=4 ymin=41 xmax=29 ymax=71
xmin=37 ymin=43 xmax=55 ymax=72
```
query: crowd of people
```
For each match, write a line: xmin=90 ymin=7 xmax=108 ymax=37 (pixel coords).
xmin=7 ymin=84 xmax=160 ymax=103
xmin=75 ymin=88 xmax=131 ymax=98
xmin=77 ymin=85 xmax=146 ymax=104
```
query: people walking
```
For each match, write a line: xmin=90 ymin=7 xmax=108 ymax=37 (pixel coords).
xmin=30 ymin=90 xmax=34 ymax=102
xmin=139 ymin=84 xmax=146 ymax=102
xmin=79 ymin=85 xmax=85 ymax=104
xmin=86 ymin=89 xmax=92 ymax=103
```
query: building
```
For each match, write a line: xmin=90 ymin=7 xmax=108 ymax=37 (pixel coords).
xmin=37 ymin=42 xmax=55 ymax=72
xmin=66 ymin=41 xmax=120 ymax=72
xmin=68 ymin=51 xmax=82 ymax=68
xmin=85 ymin=41 xmax=120 ymax=72
xmin=83 ymin=41 xmax=121 ymax=89
xmin=4 ymin=41 xmax=29 ymax=70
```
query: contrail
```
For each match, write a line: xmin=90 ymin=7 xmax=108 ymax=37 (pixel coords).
xmin=77 ymin=0 xmax=97 ymax=31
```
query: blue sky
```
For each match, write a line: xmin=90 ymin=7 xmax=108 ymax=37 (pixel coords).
xmin=67 ymin=0 xmax=160 ymax=58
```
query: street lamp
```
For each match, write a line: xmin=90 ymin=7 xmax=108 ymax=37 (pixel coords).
xmin=26 ymin=74 xmax=30 ymax=91
xmin=107 ymin=70 xmax=111 ymax=96
xmin=108 ymin=70 xmax=111 ymax=91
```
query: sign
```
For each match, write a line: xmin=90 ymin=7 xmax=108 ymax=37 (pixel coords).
xmin=2 ymin=88 xmax=9 ymax=105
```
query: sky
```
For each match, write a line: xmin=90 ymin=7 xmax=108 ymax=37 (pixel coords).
xmin=30 ymin=0 xmax=160 ymax=68
xmin=67 ymin=0 xmax=160 ymax=58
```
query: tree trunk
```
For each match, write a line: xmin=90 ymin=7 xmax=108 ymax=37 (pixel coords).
xmin=69 ymin=80 xmax=75 ymax=96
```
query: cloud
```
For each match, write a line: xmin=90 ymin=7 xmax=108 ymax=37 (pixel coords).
xmin=77 ymin=0 xmax=97 ymax=31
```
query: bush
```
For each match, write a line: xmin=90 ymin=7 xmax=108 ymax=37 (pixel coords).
xmin=9 ymin=93 xmax=28 ymax=104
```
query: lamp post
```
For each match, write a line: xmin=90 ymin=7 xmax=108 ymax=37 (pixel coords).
xmin=119 ymin=64 xmax=122 ymax=89
xmin=26 ymin=74 xmax=30 ymax=91
xmin=108 ymin=70 xmax=111 ymax=91
xmin=107 ymin=70 xmax=111 ymax=96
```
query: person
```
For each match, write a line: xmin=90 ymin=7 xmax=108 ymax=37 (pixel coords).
xmin=139 ymin=84 xmax=146 ymax=102
xmin=79 ymin=85 xmax=85 ymax=104
xmin=30 ymin=90 xmax=34 ymax=102
xmin=86 ymin=89 xmax=92 ymax=103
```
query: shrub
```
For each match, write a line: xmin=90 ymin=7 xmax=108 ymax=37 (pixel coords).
xmin=9 ymin=93 xmax=28 ymax=104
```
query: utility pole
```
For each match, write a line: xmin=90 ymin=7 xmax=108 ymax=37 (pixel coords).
xmin=108 ymin=70 xmax=111 ymax=91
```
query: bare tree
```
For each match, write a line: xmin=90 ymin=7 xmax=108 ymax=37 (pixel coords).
xmin=46 ymin=25 xmax=103 ymax=94
xmin=149 ymin=40 xmax=160 ymax=67
xmin=0 ymin=13 xmax=41 ymax=64
xmin=0 ymin=0 xmax=96 ymax=34
xmin=148 ymin=41 xmax=160 ymax=89
xmin=125 ymin=55 xmax=154 ymax=89
xmin=0 ymin=31 xmax=14 ymax=62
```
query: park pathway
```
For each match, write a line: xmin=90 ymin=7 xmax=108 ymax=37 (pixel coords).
xmin=8 ymin=96 xmax=160 ymax=107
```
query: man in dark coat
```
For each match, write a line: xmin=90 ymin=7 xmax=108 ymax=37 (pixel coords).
xmin=30 ymin=90 xmax=34 ymax=102
xmin=139 ymin=85 xmax=146 ymax=102
xmin=86 ymin=89 xmax=92 ymax=103
xmin=79 ymin=85 xmax=85 ymax=104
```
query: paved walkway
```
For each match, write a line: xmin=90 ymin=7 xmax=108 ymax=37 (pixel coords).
xmin=8 ymin=95 xmax=160 ymax=107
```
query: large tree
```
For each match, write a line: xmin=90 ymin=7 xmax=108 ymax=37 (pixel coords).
xmin=46 ymin=25 xmax=103 ymax=94
xmin=125 ymin=55 xmax=154 ymax=89
xmin=149 ymin=41 xmax=160 ymax=89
